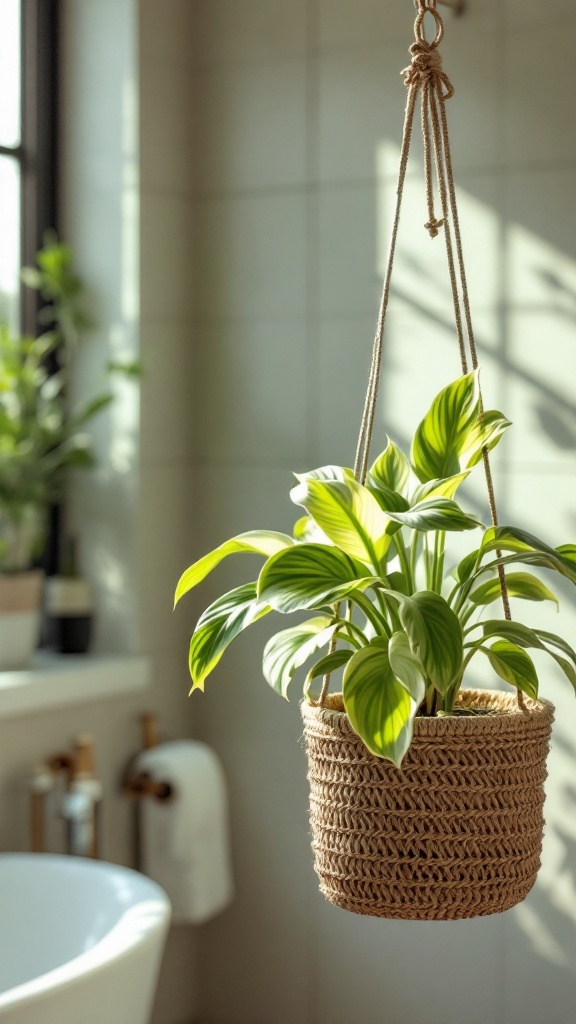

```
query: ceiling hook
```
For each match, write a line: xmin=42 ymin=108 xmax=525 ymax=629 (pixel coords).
xmin=437 ymin=0 xmax=466 ymax=15
xmin=416 ymin=0 xmax=466 ymax=15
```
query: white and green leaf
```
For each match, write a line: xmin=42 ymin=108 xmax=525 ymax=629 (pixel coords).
xmin=386 ymin=496 xmax=482 ymax=533
xmin=398 ymin=591 xmax=463 ymax=694
xmin=469 ymin=572 xmax=558 ymax=607
xmin=470 ymin=619 xmax=576 ymax=695
xmin=411 ymin=371 xmax=480 ymax=483
xmin=188 ymin=583 xmax=270 ymax=692
xmin=388 ymin=631 xmax=427 ymax=703
xmin=342 ymin=637 xmax=421 ymax=766
xmin=292 ymin=515 xmax=332 ymax=544
xmin=459 ymin=409 xmax=512 ymax=468
xmin=534 ymin=629 xmax=576 ymax=694
xmin=479 ymin=526 xmax=576 ymax=584
xmin=290 ymin=475 xmax=391 ymax=568
xmin=411 ymin=370 xmax=509 ymax=483
xmin=175 ymin=530 xmax=294 ymax=605
xmin=483 ymin=640 xmax=539 ymax=700
xmin=368 ymin=439 xmax=411 ymax=496
xmin=411 ymin=471 xmax=470 ymax=503
xmin=257 ymin=543 xmax=376 ymax=613
xmin=263 ymin=617 xmax=338 ymax=699
xmin=304 ymin=649 xmax=354 ymax=700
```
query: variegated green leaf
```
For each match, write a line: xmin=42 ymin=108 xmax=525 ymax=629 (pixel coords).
xmin=188 ymin=583 xmax=270 ymax=692
xmin=304 ymin=649 xmax=354 ymax=700
xmin=343 ymin=637 xmax=420 ymax=766
xmin=411 ymin=371 xmax=509 ymax=483
xmin=480 ymin=527 xmax=576 ymax=584
xmin=460 ymin=409 xmax=512 ymax=468
xmin=411 ymin=371 xmax=479 ymax=483
xmin=470 ymin=619 xmax=576 ymax=693
xmin=411 ymin=471 xmax=470 ymax=503
xmin=483 ymin=640 xmax=539 ymax=700
xmin=175 ymin=530 xmax=294 ymax=605
xmin=257 ymin=543 xmax=376 ymax=613
xmin=263 ymin=617 xmax=337 ymax=699
xmin=368 ymin=439 xmax=411 ymax=496
xmin=387 ymin=571 xmax=409 ymax=595
xmin=386 ymin=496 xmax=481 ymax=533
xmin=398 ymin=591 xmax=463 ymax=694
xmin=469 ymin=572 xmax=558 ymax=607
xmin=293 ymin=465 xmax=355 ymax=485
xmin=292 ymin=515 xmax=332 ymax=544
xmin=557 ymin=544 xmax=576 ymax=565
xmin=290 ymin=475 xmax=391 ymax=568
xmin=472 ymin=619 xmax=541 ymax=648
xmin=534 ymin=629 xmax=576 ymax=694
xmin=455 ymin=548 xmax=480 ymax=583
xmin=388 ymin=631 xmax=427 ymax=703
xmin=366 ymin=481 xmax=410 ymax=514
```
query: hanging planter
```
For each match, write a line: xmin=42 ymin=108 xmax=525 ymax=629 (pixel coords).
xmin=302 ymin=690 xmax=553 ymax=920
xmin=175 ymin=0 xmax=575 ymax=920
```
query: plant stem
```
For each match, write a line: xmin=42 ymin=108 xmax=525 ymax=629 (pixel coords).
xmin=452 ymin=548 xmax=486 ymax=615
xmin=432 ymin=530 xmax=446 ymax=594
xmin=336 ymin=621 xmax=367 ymax=647
xmin=410 ymin=533 xmax=421 ymax=592
xmin=395 ymin=531 xmax=413 ymax=594
xmin=353 ymin=591 xmax=391 ymax=638
xmin=424 ymin=535 xmax=433 ymax=590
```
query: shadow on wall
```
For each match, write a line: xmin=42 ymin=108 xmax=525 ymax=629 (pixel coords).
xmin=373 ymin=138 xmax=576 ymax=998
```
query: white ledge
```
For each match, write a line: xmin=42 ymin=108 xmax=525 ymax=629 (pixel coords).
xmin=0 ymin=652 xmax=152 ymax=719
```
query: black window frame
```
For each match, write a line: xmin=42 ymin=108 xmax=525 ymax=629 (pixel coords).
xmin=0 ymin=1 xmax=61 ymax=571
xmin=21 ymin=0 xmax=60 ymax=333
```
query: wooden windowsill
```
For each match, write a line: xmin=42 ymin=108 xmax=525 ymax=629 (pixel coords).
xmin=0 ymin=652 xmax=152 ymax=719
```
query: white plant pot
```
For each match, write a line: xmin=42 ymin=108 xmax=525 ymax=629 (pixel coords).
xmin=0 ymin=571 xmax=43 ymax=670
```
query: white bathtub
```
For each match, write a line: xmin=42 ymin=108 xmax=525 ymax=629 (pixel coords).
xmin=0 ymin=853 xmax=171 ymax=1024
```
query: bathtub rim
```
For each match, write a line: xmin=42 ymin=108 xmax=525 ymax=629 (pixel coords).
xmin=0 ymin=853 xmax=171 ymax=1014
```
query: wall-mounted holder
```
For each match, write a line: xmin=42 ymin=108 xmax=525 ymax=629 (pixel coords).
xmin=122 ymin=712 xmax=175 ymax=803
xmin=425 ymin=0 xmax=466 ymax=15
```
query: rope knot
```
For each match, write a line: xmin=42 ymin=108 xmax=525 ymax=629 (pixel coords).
xmin=424 ymin=217 xmax=444 ymax=238
xmin=402 ymin=40 xmax=455 ymax=100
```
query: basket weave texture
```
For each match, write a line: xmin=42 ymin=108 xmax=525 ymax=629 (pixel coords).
xmin=301 ymin=688 xmax=553 ymax=920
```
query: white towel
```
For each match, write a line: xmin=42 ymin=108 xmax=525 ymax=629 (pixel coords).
xmin=135 ymin=740 xmax=234 ymax=925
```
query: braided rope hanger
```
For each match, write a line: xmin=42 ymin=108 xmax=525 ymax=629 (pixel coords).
xmin=319 ymin=0 xmax=519 ymax=707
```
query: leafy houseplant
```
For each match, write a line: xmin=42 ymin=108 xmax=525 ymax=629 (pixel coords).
xmin=176 ymin=371 xmax=568 ymax=920
xmin=176 ymin=369 xmax=576 ymax=767
xmin=0 ymin=236 xmax=136 ymax=666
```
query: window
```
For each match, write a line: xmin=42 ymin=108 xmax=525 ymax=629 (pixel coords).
xmin=0 ymin=0 xmax=58 ymax=334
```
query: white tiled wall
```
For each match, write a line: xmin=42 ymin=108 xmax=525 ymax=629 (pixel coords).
xmin=185 ymin=2 xmax=576 ymax=1024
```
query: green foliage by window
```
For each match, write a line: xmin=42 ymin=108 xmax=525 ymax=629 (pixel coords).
xmin=0 ymin=235 xmax=139 ymax=572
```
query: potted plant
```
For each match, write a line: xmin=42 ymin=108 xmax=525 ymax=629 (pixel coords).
xmin=175 ymin=369 xmax=575 ymax=919
xmin=0 ymin=236 xmax=135 ymax=668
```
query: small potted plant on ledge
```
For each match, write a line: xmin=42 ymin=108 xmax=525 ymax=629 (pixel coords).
xmin=175 ymin=370 xmax=576 ymax=920
xmin=0 ymin=236 xmax=136 ymax=669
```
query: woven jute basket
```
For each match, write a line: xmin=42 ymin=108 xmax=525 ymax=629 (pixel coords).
xmin=301 ymin=688 xmax=554 ymax=920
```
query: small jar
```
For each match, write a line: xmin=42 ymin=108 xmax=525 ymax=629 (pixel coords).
xmin=45 ymin=577 xmax=94 ymax=654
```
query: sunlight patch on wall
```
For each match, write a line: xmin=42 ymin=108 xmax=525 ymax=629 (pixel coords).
xmin=376 ymin=136 xmax=576 ymax=961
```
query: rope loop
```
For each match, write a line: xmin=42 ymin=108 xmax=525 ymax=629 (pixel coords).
xmin=415 ymin=6 xmax=444 ymax=48
xmin=403 ymin=37 xmax=454 ymax=99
